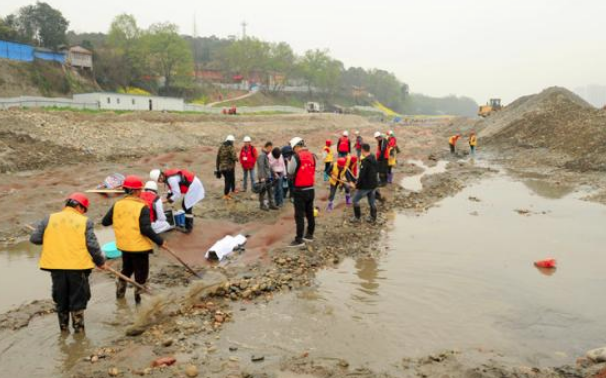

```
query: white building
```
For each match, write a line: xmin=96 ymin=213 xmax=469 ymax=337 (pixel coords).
xmin=73 ymin=93 xmax=185 ymax=112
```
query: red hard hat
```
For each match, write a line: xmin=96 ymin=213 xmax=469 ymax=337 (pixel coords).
xmin=67 ymin=192 xmax=90 ymax=210
xmin=123 ymin=175 xmax=144 ymax=190
xmin=326 ymin=140 xmax=332 ymax=146
xmin=337 ymin=157 xmax=347 ymax=168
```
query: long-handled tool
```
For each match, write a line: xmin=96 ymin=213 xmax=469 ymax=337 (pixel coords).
xmin=106 ymin=266 xmax=152 ymax=294
xmin=162 ymin=245 xmax=202 ymax=279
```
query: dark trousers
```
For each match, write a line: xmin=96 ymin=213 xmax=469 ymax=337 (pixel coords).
xmin=449 ymin=143 xmax=455 ymax=154
xmin=378 ymin=159 xmax=388 ymax=186
xmin=121 ymin=252 xmax=150 ymax=286
xmin=182 ymin=200 xmax=194 ymax=230
xmin=293 ymin=189 xmax=315 ymax=240
xmin=259 ymin=181 xmax=274 ymax=206
xmin=222 ymin=169 xmax=236 ymax=195
xmin=50 ymin=270 xmax=91 ymax=313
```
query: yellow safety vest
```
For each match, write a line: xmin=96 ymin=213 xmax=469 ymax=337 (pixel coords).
xmin=113 ymin=196 xmax=153 ymax=252
xmin=469 ymin=135 xmax=477 ymax=147
xmin=329 ymin=164 xmax=347 ymax=186
xmin=388 ymin=146 xmax=397 ymax=166
xmin=39 ymin=207 xmax=95 ymax=270
xmin=323 ymin=146 xmax=334 ymax=163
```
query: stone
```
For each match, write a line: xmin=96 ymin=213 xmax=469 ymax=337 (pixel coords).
xmin=151 ymin=356 xmax=176 ymax=368
xmin=251 ymin=355 xmax=265 ymax=362
xmin=184 ymin=365 xmax=199 ymax=377
xmin=108 ymin=367 xmax=120 ymax=377
xmin=162 ymin=338 xmax=174 ymax=347
xmin=587 ymin=347 xmax=606 ymax=363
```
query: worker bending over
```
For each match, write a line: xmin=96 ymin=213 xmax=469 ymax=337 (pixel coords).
xmin=102 ymin=176 xmax=165 ymax=304
xmin=140 ymin=181 xmax=172 ymax=234
xmin=327 ymin=157 xmax=356 ymax=211
xmin=449 ymin=134 xmax=461 ymax=154
xmin=30 ymin=193 xmax=106 ymax=333
xmin=149 ymin=168 xmax=205 ymax=234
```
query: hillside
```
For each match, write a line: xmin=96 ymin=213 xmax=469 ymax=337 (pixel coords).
xmin=481 ymin=87 xmax=606 ymax=171
xmin=0 ymin=59 xmax=98 ymax=98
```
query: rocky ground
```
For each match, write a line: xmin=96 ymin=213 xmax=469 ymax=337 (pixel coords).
xmin=1 ymin=106 xmax=606 ymax=378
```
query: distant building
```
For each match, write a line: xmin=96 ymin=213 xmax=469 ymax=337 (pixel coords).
xmin=63 ymin=46 xmax=93 ymax=70
xmin=73 ymin=92 xmax=184 ymax=111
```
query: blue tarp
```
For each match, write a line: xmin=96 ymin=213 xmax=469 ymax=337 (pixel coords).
xmin=0 ymin=40 xmax=34 ymax=62
xmin=0 ymin=40 xmax=66 ymax=63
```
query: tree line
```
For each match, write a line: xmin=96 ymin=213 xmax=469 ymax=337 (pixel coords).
xmin=1 ymin=2 xmax=478 ymax=115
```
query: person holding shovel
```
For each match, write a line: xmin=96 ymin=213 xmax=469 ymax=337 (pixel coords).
xmin=102 ymin=175 xmax=165 ymax=304
xmin=30 ymin=192 xmax=107 ymax=333
xmin=326 ymin=157 xmax=356 ymax=211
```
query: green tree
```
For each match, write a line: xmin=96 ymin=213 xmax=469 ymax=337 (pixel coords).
xmin=9 ymin=2 xmax=69 ymax=49
xmin=0 ymin=17 xmax=19 ymax=41
xmin=220 ymin=37 xmax=271 ymax=83
xmin=267 ymin=42 xmax=295 ymax=92
xmin=141 ymin=23 xmax=193 ymax=93
xmin=106 ymin=14 xmax=143 ymax=89
xmin=298 ymin=49 xmax=343 ymax=100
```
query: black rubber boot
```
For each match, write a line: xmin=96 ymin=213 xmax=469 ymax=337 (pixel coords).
xmin=71 ymin=310 xmax=85 ymax=334
xmin=369 ymin=206 xmax=378 ymax=223
xmin=58 ymin=311 xmax=70 ymax=332
xmin=184 ymin=216 xmax=194 ymax=234
xmin=116 ymin=279 xmax=127 ymax=299
xmin=350 ymin=206 xmax=362 ymax=223
xmin=134 ymin=288 xmax=142 ymax=305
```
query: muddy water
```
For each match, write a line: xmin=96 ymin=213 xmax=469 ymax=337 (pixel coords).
xmin=220 ymin=173 xmax=606 ymax=371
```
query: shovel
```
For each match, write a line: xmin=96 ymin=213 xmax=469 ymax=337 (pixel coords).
xmin=106 ymin=266 xmax=152 ymax=294
xmin=162 ymin=245 xmax=202 ymax=279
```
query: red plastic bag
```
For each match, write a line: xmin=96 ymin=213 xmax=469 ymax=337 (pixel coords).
xmin=534 ymin=259 xmax=557 ymax=269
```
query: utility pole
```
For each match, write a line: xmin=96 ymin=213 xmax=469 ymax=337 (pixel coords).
xmin=241 ymin=21 xmax=247 ymax=39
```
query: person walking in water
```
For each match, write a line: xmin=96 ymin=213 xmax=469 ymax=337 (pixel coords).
xmin=30 ymin=193 xmax=107 ymax=333
xmin=469 ymin=131 xmax=477 ymax=157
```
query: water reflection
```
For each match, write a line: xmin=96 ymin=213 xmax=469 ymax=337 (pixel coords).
xmin=355 ymin=258 xmax=380 ymax=295
xmin=523 ymin=179 xmax=574 ymax=200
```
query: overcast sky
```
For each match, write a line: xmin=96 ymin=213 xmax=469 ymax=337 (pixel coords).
xmin=3 ymin=0 xmax=605 ymax=104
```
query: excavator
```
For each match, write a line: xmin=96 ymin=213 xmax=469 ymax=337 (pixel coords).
xmin=478 ymin=98 xmax=502 ymax=117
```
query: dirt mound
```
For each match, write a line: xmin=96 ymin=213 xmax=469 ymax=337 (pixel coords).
xmin=481 ymin=87 xmax=606 ymax=171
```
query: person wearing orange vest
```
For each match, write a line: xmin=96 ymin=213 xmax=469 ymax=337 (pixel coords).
xmin=322 ymin=139 xmax=334 ymax=182
xmin=102 ymin=175 xmax=165 ymax=304
xmin=140 ymin=181 xmax=172 ymax=234
xmin=469 ymin=131 xmax=477 ymax=157
xmin=449 ymin=134 xmax=461 ymax=154
xmin=30 ymin=193 xmax=107 ymax=333
xmin=287 ymin=137 xmax=316 ymax=247
xmin=149 ymin=168 xmax=205 ymax=234
xmin=326 ymin=157 xmax=356 ymax=211
xmin=337 ymin=131 xmax=351 ymax=158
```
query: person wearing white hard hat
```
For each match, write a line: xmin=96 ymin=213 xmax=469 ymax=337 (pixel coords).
xmin=286 ymin=137 xmax=316 ymax=247
xmin=216 ymin=135 xmax=239 ymax=199
xmin=337 ymin=130 xmax=351 ymax=158
xmin=140 ymin=181 xmax=172 ymax=234
xmin=148 ymin=168 xmax=205 ymax=233
xmin=239 ymin=136 xmax=258 ymax=192
xmin=375 ymin=132 xmax=389 ymax=186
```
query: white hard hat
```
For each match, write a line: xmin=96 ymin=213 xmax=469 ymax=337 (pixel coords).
xmin=355 ymin=130 xmax=360 ymax=135
xmin=226 ymin=135 xmax=235 ymax=142
xmin=243 ymin=136 xmax=251 ymax=142
xmin=374 ymin=131 xmax=382 ymax=138
xmin=388 ymin=130 xmax=394 ymax=135
xmin=290 ymin=137 xmax=304 ymax=148
xmin=149 ymin=169 xmax=161 ymax=182
xmin=343 ymin=130 xmax=349 ymax=136
xmin=144 ymin=181 xmax=158 ymax=192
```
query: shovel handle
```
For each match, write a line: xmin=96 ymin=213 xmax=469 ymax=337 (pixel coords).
xmin=106 ymin=267 xmax=152 ymax=294
xmin=162 ymin=246 xmax=202 ymax=278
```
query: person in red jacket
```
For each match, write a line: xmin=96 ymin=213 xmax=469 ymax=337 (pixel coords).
xmin=354 ymin=131 xmax=363 ymax=159
xmin=337 ymin=130 xmax=351 ymax=158
xmin=239 ymin=136 xmax=258 ymax=192
xmin=375 ymin=131 xmax=389 ymax=186
xmin=287 ymin=137 xmax=316 ymax=247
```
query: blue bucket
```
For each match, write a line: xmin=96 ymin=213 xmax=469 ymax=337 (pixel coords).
xmin=174 ymin=210 xmax=186 ymax=227
xmin=102 ymin=241 xmax=122 ymax=259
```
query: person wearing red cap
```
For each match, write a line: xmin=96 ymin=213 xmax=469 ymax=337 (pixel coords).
xmin=102 ymin=175 xmax=165 ymax=304
xmin=30 ymin=193 xmax=107 ymax=333
xmin=322 ymin=139 xmax=334 ymax=182
xmin=326 ymin=157 xmax=356 ymax=211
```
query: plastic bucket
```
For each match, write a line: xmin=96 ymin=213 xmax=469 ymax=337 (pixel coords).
xmin=102 ymin=241 xmax=122 ymax=259
xmin=174 ymin=210 xmax=186 ymax=227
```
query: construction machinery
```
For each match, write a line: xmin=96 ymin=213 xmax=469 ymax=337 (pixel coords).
xmin=478 ymin=98 xmax=502 ymax=117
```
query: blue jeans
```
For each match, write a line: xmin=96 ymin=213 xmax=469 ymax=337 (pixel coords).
xmin=274 ymin=175 xmax=284 ymax=206
xmin=352 ymin=189 xmax=376 ymax=208
xmin=242 ymin=168 xmax=256 ymax=191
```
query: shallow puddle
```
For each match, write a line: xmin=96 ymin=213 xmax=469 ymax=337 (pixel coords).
xmin=221 ymin=174 xmax=606 ymax=370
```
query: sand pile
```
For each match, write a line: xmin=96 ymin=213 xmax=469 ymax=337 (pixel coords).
xmin=480 ymin=87 xmax=606 ymax=171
